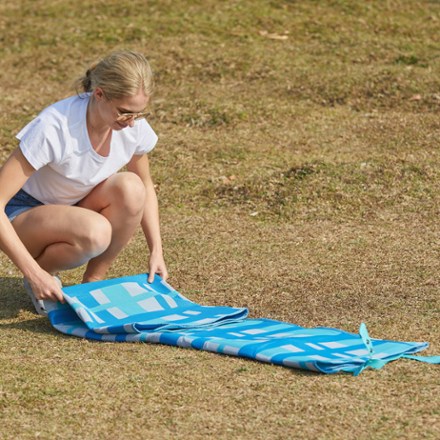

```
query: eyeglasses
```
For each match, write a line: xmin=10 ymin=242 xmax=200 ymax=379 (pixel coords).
xmin=116 ymin=110 xmax=150 ymax=123
xmin=101 ymin=90 xmax=150 ymax=123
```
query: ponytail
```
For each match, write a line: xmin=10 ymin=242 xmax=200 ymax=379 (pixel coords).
xmin=74 ymin=63 xmax=98 ymax=94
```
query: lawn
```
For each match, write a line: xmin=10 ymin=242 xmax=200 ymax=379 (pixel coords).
xmin=0 ymin=0 xmax=439 ymax=439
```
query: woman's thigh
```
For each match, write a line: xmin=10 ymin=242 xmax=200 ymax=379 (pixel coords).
xmin=11 ymin=204 xmax=110 ymax=258
xmin=78 ymin=172 xmax=145 ymax=214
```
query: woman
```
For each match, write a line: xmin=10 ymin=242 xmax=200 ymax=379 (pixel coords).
xmin=0 ymin=50 xmax=168 ymax=315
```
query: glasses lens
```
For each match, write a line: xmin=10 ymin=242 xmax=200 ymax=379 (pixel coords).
xmin=117 ymin=111 xmax=149 ymax=123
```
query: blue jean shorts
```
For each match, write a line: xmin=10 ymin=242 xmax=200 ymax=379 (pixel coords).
xmin=4 ymin=189 xmax=44 ymax=222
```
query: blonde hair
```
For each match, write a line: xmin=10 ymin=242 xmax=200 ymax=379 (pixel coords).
xmin=75 ymin=50 xmax=154 ymax=99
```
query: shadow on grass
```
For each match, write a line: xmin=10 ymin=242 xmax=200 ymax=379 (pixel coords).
xmin=0 ymin=316 xmax=57 ymax=336
xmin=0 ymin=276 xmax=60 ymax=336
xmin=0 ymin=276 xmax=31 ymax=318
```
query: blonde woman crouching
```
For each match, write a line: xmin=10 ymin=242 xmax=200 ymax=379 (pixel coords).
xmin=0 ymin=50 xmax=168 ymax=315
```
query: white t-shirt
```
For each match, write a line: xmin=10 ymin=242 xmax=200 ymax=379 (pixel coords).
xmin=16 ymin=94 xmax=158 ymax=205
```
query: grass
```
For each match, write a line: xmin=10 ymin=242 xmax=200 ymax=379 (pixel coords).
xmin=0 ymin=0 xmax=439 ymax=439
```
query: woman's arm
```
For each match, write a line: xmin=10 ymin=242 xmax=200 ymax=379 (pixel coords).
xmin=0 ymin=148 xmax=64 ymax=302
xmin=0 ymin=149 xmax=39 ymax=274
xmin=126 ymin=153 xmax=168 ymax=282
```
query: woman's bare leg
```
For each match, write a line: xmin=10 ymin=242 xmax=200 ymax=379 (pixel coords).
xmin=11 ymin=205 xmax=112 ymax=274
xmin=12 ymin=172 xmax=145 ymax=282
xmin=77 ymin=172 xmax=146 ymax=283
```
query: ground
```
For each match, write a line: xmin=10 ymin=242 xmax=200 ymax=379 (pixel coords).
xmin=0 ymin=1 xmax=439 ymax=439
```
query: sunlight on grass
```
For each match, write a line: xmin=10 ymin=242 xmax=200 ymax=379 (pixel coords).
xmin=0 ymin=1 xmax=439 ymax=439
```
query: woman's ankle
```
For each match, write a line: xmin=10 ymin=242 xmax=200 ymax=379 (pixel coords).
xmin=82 ymin=274 xmax=104 ymax=284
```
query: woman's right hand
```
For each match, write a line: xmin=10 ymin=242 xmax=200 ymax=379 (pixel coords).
xmin=27 ymin=271 xmax=65 ymax=303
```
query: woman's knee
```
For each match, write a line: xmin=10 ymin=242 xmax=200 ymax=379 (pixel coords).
xmin=76 ymin=214 xmax=112 ymax=258
xmin=110 ymin=172 xmax=146 ymax=216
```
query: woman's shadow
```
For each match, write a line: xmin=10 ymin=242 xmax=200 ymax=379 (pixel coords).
xmin=0 ymin=276 xmax=57 ymax=334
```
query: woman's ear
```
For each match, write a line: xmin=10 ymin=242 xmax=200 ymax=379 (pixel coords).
xmin=94 ymin=87 xmax=105 ymax=101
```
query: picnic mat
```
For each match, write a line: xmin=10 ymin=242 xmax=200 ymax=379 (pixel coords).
xmin=45 ymin=273 xmax=439 ymax=375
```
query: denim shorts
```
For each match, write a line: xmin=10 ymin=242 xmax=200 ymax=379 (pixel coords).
xmin=4 ymin=189 xmax=44 ymax=222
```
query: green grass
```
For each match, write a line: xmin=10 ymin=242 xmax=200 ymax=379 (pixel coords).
xmin=0 ymin=0 xmax=439 ymax=439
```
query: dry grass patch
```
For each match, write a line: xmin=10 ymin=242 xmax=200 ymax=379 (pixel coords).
xmin=1 ymin=0 xmax=439 ymax=439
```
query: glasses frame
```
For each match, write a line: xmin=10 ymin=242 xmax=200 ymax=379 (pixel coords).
xmin=116 ymin=109 xmax=151 ymax=123
xmin=100 ymin=89 xmax=150 ymax=123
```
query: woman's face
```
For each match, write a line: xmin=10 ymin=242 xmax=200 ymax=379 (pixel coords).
xmin=94 ymin=88 xmax=149 ymax=130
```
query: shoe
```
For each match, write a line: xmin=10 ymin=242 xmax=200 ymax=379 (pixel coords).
xmin=23 ymin=275 xmax=62 ymax=316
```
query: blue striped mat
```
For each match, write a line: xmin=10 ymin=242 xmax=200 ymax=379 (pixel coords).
xmin=46 ymin=274 xmax=439 ymax=375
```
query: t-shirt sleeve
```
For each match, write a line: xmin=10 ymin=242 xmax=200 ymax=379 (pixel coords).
xmin=134 ymin=119 xmax=158 ymax=155
xmin=16 ymin=117 xmax=59 ymax=170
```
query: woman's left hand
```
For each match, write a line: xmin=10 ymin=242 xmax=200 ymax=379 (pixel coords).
xmin=147 ymin=251 xmax=168 ymax=283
